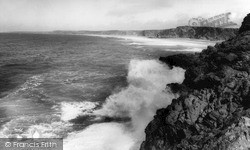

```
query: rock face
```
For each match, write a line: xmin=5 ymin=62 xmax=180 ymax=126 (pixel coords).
xmin=239 ymin=13 xmax=250 ymax=34
xmin=142 ymin=26 xmax=238 ymax=41
xmin=140 ymin=15 xmax=250 ymax=150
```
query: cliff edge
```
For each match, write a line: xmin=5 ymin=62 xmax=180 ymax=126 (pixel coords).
xmin=140 ymin=14 xmax=250 ymax=150
xmin=142 ymin=26 xmax=238 ymax=41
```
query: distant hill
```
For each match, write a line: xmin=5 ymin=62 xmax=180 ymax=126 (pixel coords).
xmin=53 ymin=26 xmax=238 ymax=41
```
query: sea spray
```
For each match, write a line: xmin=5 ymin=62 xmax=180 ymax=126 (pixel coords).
xmin=64 ymin=123 xmax=134 ymax=150
xmin=64 ymin=59 xmax=185 ymax=150
xmin=60 ymin=101 xmax=98 ymax=121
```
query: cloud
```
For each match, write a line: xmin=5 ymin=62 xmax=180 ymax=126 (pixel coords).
xmin=0 ymin=0 xmax=249 ymax=31
xmin=107 ymin=0 xmax=173 ymax=17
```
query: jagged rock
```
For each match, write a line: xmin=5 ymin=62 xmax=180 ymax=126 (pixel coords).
xmin=239 ymin=13 xmax=250 ymax=34
xmin=154 ymin=26 xmax=238 ymax=41
xmin=140 ymin=14 xmax=250 ymax=150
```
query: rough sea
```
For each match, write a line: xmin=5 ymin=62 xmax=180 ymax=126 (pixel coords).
xmin=0 ymin=33 xmax=216 ymax=150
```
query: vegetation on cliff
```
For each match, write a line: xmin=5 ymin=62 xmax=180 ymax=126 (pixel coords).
xmin=140 ymin=14 xmax=250 ymax=150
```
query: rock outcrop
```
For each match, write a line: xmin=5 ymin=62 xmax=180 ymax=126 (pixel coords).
xmin=239 ymin=13 xmax=250 ymax=34
xmin=142 ymin=26 xmax=238 ymax=41
xmin=140 ymin=14 xmax=250 ymax=150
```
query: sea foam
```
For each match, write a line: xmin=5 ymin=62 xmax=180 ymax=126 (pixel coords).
xmin=60 ymin=101 xmax=98 ymax=121
xmin=86 ymin=34 xmax=216 ymax=52
xmin=64 ymin=59 xmax=185 ymax=150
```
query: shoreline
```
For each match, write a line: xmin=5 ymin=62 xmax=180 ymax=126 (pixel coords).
xmin=83 ymin=33 xmax=219 ymax=52
xmin=140 ymin=14 xmax=250 ymax=150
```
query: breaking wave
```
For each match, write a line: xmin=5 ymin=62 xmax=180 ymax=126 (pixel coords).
xmin=60 ymin=101 xmax=98 ymax=121
xmin=64 ymin=59 xmax=185 ymax=150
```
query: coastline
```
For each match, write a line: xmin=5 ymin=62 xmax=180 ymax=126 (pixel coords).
xmin=140 ymin=13 xmax=250 ymax=150
xmin=51 ymin=26 xmax=238 ymax=41
xmin=84 ymin=33 xmax=218 ymax=52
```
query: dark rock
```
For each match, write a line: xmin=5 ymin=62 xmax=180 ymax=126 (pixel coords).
xmin=140 ymin=14 xmax=250 ymax=150
xmin=239 ymin=13 xmax=250 ymax=34
xmin=154 ymin=26 xmax=238 ymax=41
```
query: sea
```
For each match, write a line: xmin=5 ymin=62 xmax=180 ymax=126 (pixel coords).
xmin=0 ymin=33 xmax=216 ymax=150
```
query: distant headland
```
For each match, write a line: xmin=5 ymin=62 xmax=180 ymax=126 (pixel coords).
xmin=52 ymin=26 xmax=238 ymax=41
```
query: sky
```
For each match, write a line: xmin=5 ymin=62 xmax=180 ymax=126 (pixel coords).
xmin=0 ymin=0 xmax=249 ymax=32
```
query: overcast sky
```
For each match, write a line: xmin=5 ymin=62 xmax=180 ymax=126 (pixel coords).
xmin=0 ymin=0 xmax=249 ymax=32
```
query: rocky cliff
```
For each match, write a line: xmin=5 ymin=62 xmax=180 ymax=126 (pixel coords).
xmin=239 ymin=14 xmax=250 ymax=34
xmin=142 ymin=26 xmax=238 ymax=41
xmin=53 ymin=26 xmax=238 ymax=41
xmin=140 ymin=14 xmax=250 ymax=150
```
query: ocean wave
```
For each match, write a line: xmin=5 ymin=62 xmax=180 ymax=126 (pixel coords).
xmin=0 ymin=58 xmax=185 ymax=149
xmin=90 ymin=34 xmax=216 ymax=51
xmin=0 ymin=114 xmax=72 ymax=138
xmin=58 ymin=101 xmax=98 ymax=121
xmin=65 ymin=59 xmax=185 ymax=150
xmin=0 ymin=100 xmax=98 ymax=138
xmin=64 ymin=123 xmax=134 ymax=150
xmin=3 ymin=75 xmax=44 ymax=99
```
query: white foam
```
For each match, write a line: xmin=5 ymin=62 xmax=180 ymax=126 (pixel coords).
xmin=0 ymin=114 xmax=72 ymax=138
xmin=4 ymin=75 xmax=44 ymax=98
xmin=95 ymin=59 xmax=185 ymax=118
xmin=64 ymin=123 xmax=134 ymax=150
xmin=94 ymin=60 xmax=185 ymax=143
xmin=25 ymin=121 xmax=72 ymax=138
xmin=1 ymin=59 xmax=185 ymax=149
xmin=85 ymin=34 xmax=217 ymax=52
xmin=60 ymin=101 xmax=98 ymax=121
xmin=170 ymin=47 xmax=205 ymax=52
xmin=65 ymin=59 xmax=185 ymax=150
